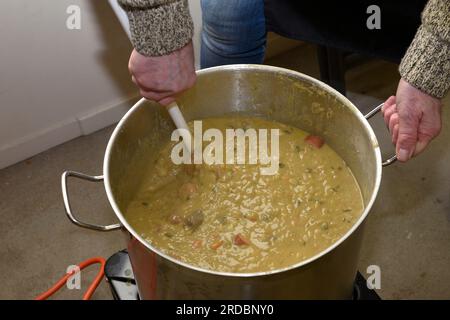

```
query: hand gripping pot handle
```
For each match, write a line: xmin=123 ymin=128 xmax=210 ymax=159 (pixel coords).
xmin=61 ymin=171 xmax=122 ymax=231
xmin=365 ymin=103 xmax=397 ymax=167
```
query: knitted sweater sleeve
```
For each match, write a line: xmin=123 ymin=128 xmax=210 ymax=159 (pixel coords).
xmin=117 ymin=0 xmax=194 ymax=56
xmin=399 ymin=0 xmax=450 ymax=98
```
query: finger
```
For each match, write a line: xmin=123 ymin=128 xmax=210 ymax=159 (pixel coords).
xmin=414 ymin=105 xmax=442 ymax=156
xmin=382 ymin=96 xmax=396 ymax=113
xmin=138 ymin=81 xmax=175 ymax=93
xmin=157 ymin=79 xmax=194 ymax=94
xmin=389 ymin=112 xmax=399 ymax=134
xmin=158 ymin=96 xmax=176 ymax=106
xmin=139 ymin=90 xmax=173 ymax=102
xmin=132 ymin=76 xmax=174 ymax=94
xmin=392 ymin=123 xmax=399 ymax=145
xmin=396 ymin=107 xmax=420 ymax=162
xmin=383 ymin=103 xmax=397 ymax=125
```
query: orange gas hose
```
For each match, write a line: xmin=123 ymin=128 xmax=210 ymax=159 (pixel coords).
xmin=35 ymin=257 xmax=106 ymax=300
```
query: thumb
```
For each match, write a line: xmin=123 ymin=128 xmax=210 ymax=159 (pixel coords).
xmin=396 ymin=107 xmax=420 ymax=162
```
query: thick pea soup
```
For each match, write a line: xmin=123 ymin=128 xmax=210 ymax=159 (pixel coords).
xmin=125 ymin=117 xmax=364 ymax=273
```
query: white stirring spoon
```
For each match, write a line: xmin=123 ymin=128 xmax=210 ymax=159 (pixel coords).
xmin=165 ymin=101 xmax=192 ymax=154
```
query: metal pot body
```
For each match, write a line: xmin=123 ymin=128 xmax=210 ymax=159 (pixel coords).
xmin=64 ymin=65 xmax=386 ymax=299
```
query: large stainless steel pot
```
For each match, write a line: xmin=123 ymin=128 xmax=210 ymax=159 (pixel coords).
xmin=62 ymin=65 xmax=395 ymax=299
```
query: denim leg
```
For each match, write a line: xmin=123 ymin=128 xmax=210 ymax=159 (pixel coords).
xmin=200 ymin=0 xmax=266 ymax=68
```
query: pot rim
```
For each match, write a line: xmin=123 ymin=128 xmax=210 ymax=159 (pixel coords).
xmin=103 ymin=64 xmax=382 ymax=278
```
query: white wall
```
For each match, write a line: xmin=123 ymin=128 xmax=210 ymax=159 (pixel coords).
xmin=0 ymin=0 xmax=298 ymax=169
xmin=0 ymin=0 xmax=139 ymax=169
xmin=0 ymin=0 xmax=205 ymax=169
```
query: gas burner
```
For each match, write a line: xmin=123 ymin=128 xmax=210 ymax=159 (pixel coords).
xmin=105 ymin=250 xmax=139 ymax=300
xmin=104 ymin=250 xmax=380 ymax=300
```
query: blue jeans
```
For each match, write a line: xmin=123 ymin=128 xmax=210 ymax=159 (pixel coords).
xmin=200 ymin=0 xmax=266 ymax=68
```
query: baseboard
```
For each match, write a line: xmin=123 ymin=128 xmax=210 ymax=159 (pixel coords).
xmin=0 ymin=94 xmax=140 ymax=170
xmin=77 ymin=94 xmax=140 ymax=135
xmin=0 ymin=119 xmax=81 ymax=170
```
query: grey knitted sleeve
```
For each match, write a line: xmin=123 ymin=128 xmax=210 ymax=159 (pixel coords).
xmin=399 ymin=0 xmax=450 ymax=98
xmin=118 ymin=0 xmax=194 ymax=57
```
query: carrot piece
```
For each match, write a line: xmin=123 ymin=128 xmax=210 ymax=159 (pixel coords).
xmin=234 ymin=234 xmax=250 ymax=246
xmin=210 ymin=240 xmax=223 ymax=250
xmin=246 ymin=214 xmax=258 ymax=222
xmin=192 ymin=239 xmax=203 ymax=249
xmin=305 ymin=135 xmax=324 ymax=148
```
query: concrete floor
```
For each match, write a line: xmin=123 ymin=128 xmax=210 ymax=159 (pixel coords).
xmin=1 ymin=44 xmax=449 ymax=299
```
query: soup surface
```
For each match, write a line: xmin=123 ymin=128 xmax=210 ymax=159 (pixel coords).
xmin=125 ymin=117 xmax=364 ymax=273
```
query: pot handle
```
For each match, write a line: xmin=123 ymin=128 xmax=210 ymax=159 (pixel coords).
xmin=365 ymin=103 xmax=397 ymax=167
xmin=61 ymin=171 xmax=122 ymax=232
